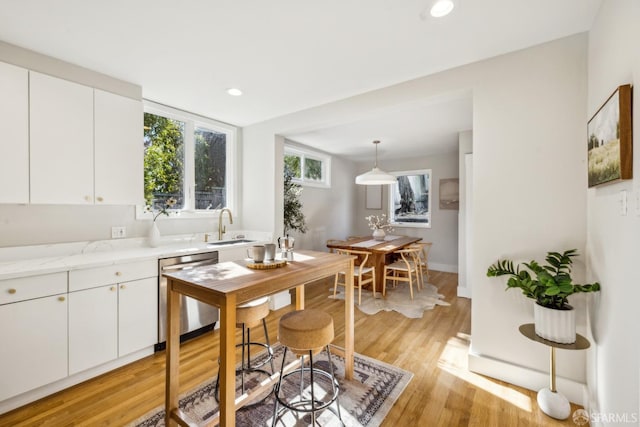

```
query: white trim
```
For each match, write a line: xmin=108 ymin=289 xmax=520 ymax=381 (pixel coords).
xmin=429 ymin=262 xmax=457 ymax=273
xmin=457 ymin=286 xmax=472 ymax=299
xmin=468 ymin=350 xmax=587 ymax=406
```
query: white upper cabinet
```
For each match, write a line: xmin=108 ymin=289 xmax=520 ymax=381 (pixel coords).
xmin=94 ymin=90 xmax=143 ymax=205
xmin=29 ymin=71 xmax=94 ymax=204
xmin=0 ymin=61 xmax=29 ymax=203
xmin=26 ymin=71 xmax=142 ymax=205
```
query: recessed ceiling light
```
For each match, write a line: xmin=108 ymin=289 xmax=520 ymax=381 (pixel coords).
xmin=430 ymin=0 xmax=454 ymax=18
xmin=226 ymin=88 xmax=243 ymax=96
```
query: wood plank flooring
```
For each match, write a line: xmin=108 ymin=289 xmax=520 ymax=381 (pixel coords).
xmin=0 ymin=270 xmax=584 ymax=426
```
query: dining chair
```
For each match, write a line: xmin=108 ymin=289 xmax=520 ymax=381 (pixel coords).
xmin=410 ymin=241 xmax=433 ymax=285
xmin=333 ymin=248 xmax=376 ymax=305
xmin=382 ymin=246 xmax=422 ymax=300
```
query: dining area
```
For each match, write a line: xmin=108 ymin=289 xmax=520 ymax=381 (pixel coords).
xmin=326 ymin=234 xmax=433 ymax=304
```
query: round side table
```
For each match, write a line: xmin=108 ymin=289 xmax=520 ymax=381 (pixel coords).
xmin=519 ymin=323 xmax=590 ymax=420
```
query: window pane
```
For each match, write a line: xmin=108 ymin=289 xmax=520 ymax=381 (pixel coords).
xmin=195 ymin=127 xmax=226 ymax=209
xmin=284 ymin=154 xmax=301 ymax=178
xmin=143 ymin=113 xmax=185 ymax=209
xmin=304 ymin=158 xmax=322 ymax=180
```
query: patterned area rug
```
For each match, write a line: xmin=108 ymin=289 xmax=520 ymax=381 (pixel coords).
xmin=330 ymin=283 xmax=449 ymax=319
xmin=129 ymin=344 xmax=412 ymax=427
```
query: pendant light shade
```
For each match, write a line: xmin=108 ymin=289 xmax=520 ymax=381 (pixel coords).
xmin=355 ymin=141 xmax=396 ymax=185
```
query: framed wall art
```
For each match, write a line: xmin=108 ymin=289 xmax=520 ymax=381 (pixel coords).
xmin=439 ymin=178 xmax=459 ymax=210
xmin=365 ymin=185 xmax=382 ymax=210
xmin=388 ymin=169 xmax=432 ymax=228
xmin=587 ymin=84 xmax=633 ymax=187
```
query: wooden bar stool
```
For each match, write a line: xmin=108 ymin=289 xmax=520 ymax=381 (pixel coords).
xmin=215 ymin=296 xmax=275 ymax=401
xmin=272 ymin=309 xmax=343 ymax=426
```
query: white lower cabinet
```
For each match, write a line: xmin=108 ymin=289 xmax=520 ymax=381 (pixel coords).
xmin=0 ymin=294 xmax=68 ymax=401
xmin=68 ymin=276 xmax=157 ymax=375
xmin=118 ymin=277 xmax=157 ymax=357
xmin=68 ymin=285 xmax=118 ymax=375
xmin=0 ymin=261 xmax=157 ymax=408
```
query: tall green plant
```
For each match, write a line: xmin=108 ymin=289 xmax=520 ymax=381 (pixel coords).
xmin=487 ymin=249 xmax=600 ymax=309
xmin=283 ymin=165 xmax=307 ymax=235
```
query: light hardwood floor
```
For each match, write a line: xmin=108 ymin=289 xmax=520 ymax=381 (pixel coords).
xmin=0 ymin=270 xmax=584 ymax=426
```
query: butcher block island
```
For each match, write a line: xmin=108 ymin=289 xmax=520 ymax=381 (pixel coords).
xmin=163 ymin=250 xmax=355 ymax=427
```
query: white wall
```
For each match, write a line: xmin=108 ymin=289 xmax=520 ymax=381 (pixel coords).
xmin=243 ymin=33 xmax=591 ymax=403
xmin=352 ymin=151 xmax=460 ymax=272
xmin=287 ymin=150 xmax=357 ymax=252
xmin=469 ymin=34 xmax=589 ymax=402
xmin=458 ymin=131 xmax=473 ymax=297
xmin=586 ymin=1 xmax=640 ymax=423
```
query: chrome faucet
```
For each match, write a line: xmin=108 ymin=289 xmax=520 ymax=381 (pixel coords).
xmin=218 ymin=208 xmax=233 ymax=240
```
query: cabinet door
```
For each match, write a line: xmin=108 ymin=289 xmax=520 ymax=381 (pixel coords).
xmin=0 ymin=295 xmax=68 ymax=401
xmin=0 ymin=61 xmax=29 ymax=203
xmin=68 ymin=285 xmax=118 ymax=375
xmin=94 ymin=90 xmax=143 ymax=205
xmin=118 ymin=277 xmax=158 ymax=356
xmin=29 ymin=71 xmax=94 ymax=204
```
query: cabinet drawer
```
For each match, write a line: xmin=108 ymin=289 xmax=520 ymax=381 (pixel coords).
xmin=0 ymin=272 xmax=67 ymax=305
xmin=69 ymin=259 xmax=157 ymax=292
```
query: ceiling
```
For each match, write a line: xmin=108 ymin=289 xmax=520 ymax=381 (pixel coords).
xmin=0 ymin=0 xmax=601 ymax=160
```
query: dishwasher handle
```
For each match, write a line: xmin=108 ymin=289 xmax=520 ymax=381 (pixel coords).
xmin=161 ymin=259 xmax=217 ymax=272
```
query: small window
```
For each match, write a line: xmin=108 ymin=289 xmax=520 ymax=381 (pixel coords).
xmin=284 ymin=144 xmax=331 ymax=188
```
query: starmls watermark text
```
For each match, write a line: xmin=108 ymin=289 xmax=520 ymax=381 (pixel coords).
xmin=573 ymin=409 xmax=639 ymax=425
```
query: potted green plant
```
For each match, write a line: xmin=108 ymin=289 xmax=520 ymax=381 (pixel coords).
xmin=279 ymin=165 xmax=308 ymax=257
xmin=487 ymin=249 xmax=600 ymax=344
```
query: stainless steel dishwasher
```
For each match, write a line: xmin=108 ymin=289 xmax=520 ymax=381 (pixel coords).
xmin=156 ymin=251 xmax=219 ymax=351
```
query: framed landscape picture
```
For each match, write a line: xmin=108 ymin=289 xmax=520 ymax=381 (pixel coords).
xmin=587 ymin=84 xmax=633 ymax=187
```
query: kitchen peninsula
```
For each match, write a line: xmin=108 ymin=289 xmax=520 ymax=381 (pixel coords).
xmin=163 ymin=250 xmax=355 ymax=427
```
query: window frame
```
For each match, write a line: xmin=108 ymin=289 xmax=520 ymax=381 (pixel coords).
xmin=137 ymin=100 xmax=238 ymax=220
xmin=284 ymin=144 xmax=331 ymax=188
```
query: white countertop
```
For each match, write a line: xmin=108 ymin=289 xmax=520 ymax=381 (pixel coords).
xmin=0 ymin=231 xmax=272 ymax=280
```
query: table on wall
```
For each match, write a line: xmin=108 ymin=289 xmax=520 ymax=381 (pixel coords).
xmin=326 ymin=235 xmax=422 ymax=292
xmin=519 ymin=323 xmax=590 ymax=420
xmin=163 ymin=250 xmax=355 ymax=427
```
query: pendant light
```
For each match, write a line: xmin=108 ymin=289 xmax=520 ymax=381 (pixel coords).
xmin=355 ymin=140 xmax=397 ymax=185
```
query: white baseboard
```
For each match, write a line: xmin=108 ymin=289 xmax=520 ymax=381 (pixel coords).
xmin=430 ymin=263 xmax=458 ymax=273
xmin=457 ymin=286 xmax=472 ymax=299
xmin=468 ymin=350 xmax=587 ymax=406
xmin=0 ymin=347 xmax=154 ymax=415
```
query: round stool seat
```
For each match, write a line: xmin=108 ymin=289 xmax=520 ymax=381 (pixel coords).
xmin=236 ymin=296 xmax=270 ymax=328
xmin=279 ymin=309 xmax=334 ymax=356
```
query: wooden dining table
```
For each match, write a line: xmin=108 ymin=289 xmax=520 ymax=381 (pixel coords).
xmin=163 ymin=250 xmax=355 ymax=427
xmin=326 ymin=235 xmax=422 ymax=293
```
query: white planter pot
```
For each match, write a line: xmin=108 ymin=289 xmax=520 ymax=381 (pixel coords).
xmin=372 ymin=229 xmax=386 ymax=241
xmin=533 ymin=303 xmax=576 ymax=344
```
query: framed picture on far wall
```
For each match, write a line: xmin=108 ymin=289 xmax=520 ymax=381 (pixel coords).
xmin=587 ymin=84 xmax=633 ymax=187
xmin=388 ymin=169 xmax=432 ymax=228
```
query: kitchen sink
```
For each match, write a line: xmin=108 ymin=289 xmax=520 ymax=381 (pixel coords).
xmin=207 ymin=239 xmax=256 ymax=246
